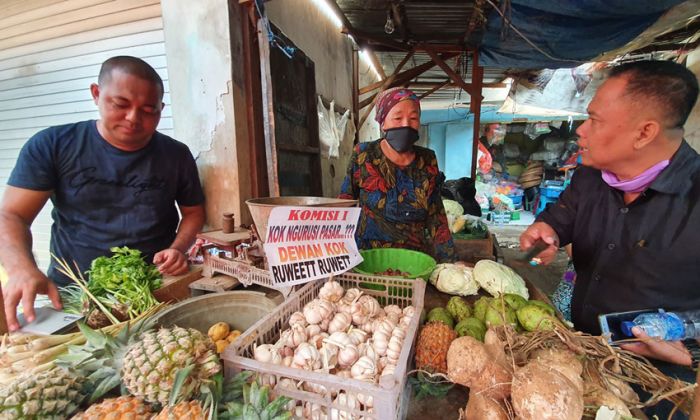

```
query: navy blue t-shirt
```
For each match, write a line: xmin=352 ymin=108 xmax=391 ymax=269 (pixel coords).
xmin=8 ymin=120 xmax=204 ymax=285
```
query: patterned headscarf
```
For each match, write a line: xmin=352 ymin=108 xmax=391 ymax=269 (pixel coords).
xmin=374 ymin=87 xmax=420 ymax=126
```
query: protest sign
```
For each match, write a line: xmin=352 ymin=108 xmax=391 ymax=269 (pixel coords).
xmin=263 ymin=206 xmax=362 ymax=285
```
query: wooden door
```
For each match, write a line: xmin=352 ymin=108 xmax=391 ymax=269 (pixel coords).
xmin=268 ymin=27 xmax=322 ymax=197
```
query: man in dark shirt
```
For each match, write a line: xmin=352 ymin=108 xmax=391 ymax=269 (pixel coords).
xmin=521 ymin=60 xmax=699 ymax=365
xmin=0 ymin=56 xmax=205 ymax=331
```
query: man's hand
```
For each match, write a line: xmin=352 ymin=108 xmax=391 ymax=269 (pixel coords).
xmin=519 ymin=222 xmax=560 ymax=265
xmin=4 ymin=269 xmax=61 ymax=332
xmin=619 ymin=327 xmax=692 ymax=366
xmin=153 ymin=248 xmax=189 ymax=276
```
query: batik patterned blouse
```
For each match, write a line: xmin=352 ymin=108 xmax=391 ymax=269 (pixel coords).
xmin=339 ymin=140 xmax=456 ymax=262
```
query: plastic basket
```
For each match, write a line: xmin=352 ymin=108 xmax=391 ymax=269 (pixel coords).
xmin=223 ymin=272 xmax=426 ymax=420
xmin=353 ymin=248 xmax=436 ymax=280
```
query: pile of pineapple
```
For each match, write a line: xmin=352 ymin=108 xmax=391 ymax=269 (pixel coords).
xmin=0 ymin=320 xmax=289 ymax=419
xmin=250 ymin=278 xmax=416 ymax=419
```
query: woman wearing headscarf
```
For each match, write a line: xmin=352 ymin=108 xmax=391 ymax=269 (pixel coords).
xmin=339 ymin=88 xmax=456 ymax=262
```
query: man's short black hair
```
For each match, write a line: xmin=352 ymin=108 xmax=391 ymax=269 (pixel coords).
xmin=609 ymin=60 xmax=699 ymax=128
xmin=98 ymin=56 xmax=164 ymax=99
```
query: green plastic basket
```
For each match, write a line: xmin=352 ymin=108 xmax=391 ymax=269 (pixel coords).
xmin=353 ymin=248 xmax=437 ymax=281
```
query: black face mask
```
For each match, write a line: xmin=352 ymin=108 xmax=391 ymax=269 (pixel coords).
xmin=384 ymin=126 xmax=419 ymax=153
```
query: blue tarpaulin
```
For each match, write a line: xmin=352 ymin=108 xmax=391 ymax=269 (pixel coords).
xmin=479 ymin=0 xmax=685 ymax=68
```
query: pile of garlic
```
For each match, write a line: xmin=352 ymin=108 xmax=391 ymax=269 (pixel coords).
xmin=252 ymin=278 xmax=415 ymax=419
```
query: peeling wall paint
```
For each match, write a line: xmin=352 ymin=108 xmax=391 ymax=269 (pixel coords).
xmin=161 ymin=0 xmax=242 ymax=228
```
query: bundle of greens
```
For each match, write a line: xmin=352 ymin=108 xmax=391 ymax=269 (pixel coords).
xmin=60 ymin=247 xmax=162 ymax=325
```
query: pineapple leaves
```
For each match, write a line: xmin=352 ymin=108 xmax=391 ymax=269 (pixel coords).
xmin=169 ymin=364 xmax=196 ymax=406
xmin=89 ymin=374 xmax=121 ymax=403
xmin=77 ymin=321 xmax=108 ymax=349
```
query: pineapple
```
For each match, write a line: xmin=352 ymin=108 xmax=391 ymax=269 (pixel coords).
xmin=152 ymin=400 xmax=206 ymax=420
xmin=71 ymin=396 xmax=153 ymax=419
xmin=121 ymin=326 xmax=221 ymax=405
xmin=0 ymin=366 xmax=87 ymax=419
xmin=57 ymin=321 xmax=221 ymax=407
xmin=414 ymin=321 xmax=457 ymax=373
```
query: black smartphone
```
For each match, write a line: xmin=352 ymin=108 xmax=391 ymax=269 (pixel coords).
xmin=598 ymin=308 xmax=658 ymax=343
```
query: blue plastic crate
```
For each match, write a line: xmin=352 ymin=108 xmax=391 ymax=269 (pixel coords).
xmin=541 ymin=186 xmax=564 ymax=199
xmin=509 ymin=194 xmax=523 ymax=207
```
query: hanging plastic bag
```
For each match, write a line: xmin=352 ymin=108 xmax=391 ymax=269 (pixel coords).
xmin=477 ymin=141 xmax=493 ymax=174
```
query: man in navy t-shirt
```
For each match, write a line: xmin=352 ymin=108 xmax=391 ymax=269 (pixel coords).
xmin=0 ymin=56 xmax=205 ymax=331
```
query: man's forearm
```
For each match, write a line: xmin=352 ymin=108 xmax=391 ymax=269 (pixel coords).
xmin=169 ymin=210 xmax=205 ymax=253
xmin=0 ymin=212 xmax=39 ymax=275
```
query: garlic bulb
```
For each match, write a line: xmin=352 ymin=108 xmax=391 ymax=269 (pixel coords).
xmin=282 ymin=355 xmax=293 ymax=367
xmin=403 ymin=305 xmax=415 ymax=318
xmin=335 ymin=369 xmax=352 ymax=379
xmin=384 ymin=305 xmax=403 ymax=319
xmin=306 ymin=324 xmax=322 ymax=338
xmin=357 ymin=392 xmax=374 ymax=408
xmin=350 ymin=356 xmax=377 ymax=382
xmin=336 ymin=302 xmax=353 ymax=315
xmin=254 ymin=344 xmax=282 ymax=364
xmin=303 ymin=402 xmax=325 ymax=420
xmin=378 ymin=356 xmax=389 ymax=371
xmin=358 ymin=295 xmax=381 ymax=317
xmin=303 ymin=299 xmax=335 ymax=325
xmin=399 ymin=315 xmax=412 ymax=328
xmin=319 ymin=279 xmax=345 ymax=302
xmin=337 ymin=343 xmax=360 ymax=368
xmin=351 ymin=302 xmax=371 ymax=326
xmin=341 ymin=288 xmax=362 ymax=305
xmin=331 ymin=392 xmax=360 ymax=420
xmin=302 ymin=382 xmax=328 ymax=396
xmin=289 ymin=311 xmax=308 ymax=328
xmin=358 ymin=320 xmax=374 ymax=333
xmin=319 ymin=342 xmax=339 ymax=370
xmin=280 ymin=346 xmax=294 ymax=358
xmin=381 ymin=363 xmax=397 ymax=377
xmin=347 ymin=328 xmax=368 ymax=346
xmin=392 ymin=325 xmax=407 ymax=341
xmin=374 ymin=307 xmax=386 ymax=320
xmin=259 ymin=373 xmax=277 ymax=387
xmin=357 ymin=342 xmax=378 ymax=362
xmin=283 ymin=324 xmax=308 ymax=348
xmin=327 ymin=331 xmax=352 ymax=347
xmin=293 ymin=342 xmax=321 ymax=370
xmin=319 ymin=316 xmax=330 ymax=332
xmin=371 ymin=331 xmax=389 ymax=356
xmin=328 ymin=312 xmax=352 ymax=334
xmin=386 ymin=335 xmax=403 ymax=363
xmin=375 ymin=318 xmax=396 ymax=337
xmin=309 ymin=332 xmax=328 ymax=349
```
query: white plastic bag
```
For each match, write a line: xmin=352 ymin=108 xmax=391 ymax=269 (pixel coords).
xmin=317 ymin=97 xmax=351 ymax=158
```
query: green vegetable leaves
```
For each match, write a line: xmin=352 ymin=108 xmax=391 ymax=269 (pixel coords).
xmin=85 ymin=246 xmax=162 ymax=318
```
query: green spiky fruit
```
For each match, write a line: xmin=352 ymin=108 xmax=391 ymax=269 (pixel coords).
xmin=525 ymin=299 xmax=556 ymax=315
xmin=0 ymin=367 xmax=87 ymax=419
xmin=454 ymin=317 xmax=487 ymax=341
xmin=473 ymin=296 xmax=492 ymax=321
xmin=446 ymin=297 xmax=471 ymax=322
xmin=503 ymin=293 xmax=528 ymax=310
xmin=484 ymin=299 xmax=517 ymax=328
xmin=121 ymin=326 xmax=221 ymax=405
xmin=517 ymin=304 xmax=560 ymax=332
xmin=426 ymin=307 xmax=455 ymax=329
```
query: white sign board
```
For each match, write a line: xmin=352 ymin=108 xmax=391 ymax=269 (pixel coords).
xmin=264 ymin=207 xmax=363 ymax=285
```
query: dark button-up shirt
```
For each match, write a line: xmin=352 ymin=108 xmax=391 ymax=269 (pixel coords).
xmin=538 ymin=141 xmax=700 ymax=334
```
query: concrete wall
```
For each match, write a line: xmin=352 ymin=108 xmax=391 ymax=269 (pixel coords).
xmin=685 ymin=48 xmax=700 ymax=152
xmin=161 ymin=0 xmax=250 ymax=227
xmin=265 ymin=0 xmax=379 ymax=198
